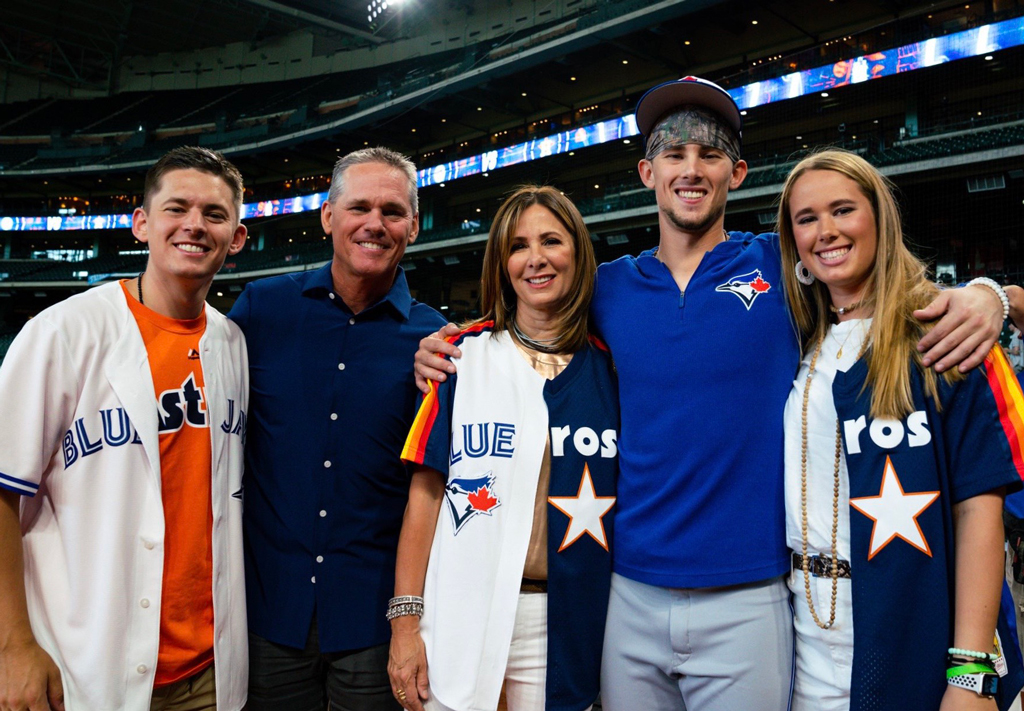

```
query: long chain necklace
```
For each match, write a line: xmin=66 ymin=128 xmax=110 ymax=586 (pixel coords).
xmin=800 ymin=337 xmax=843 ymax=630
xmin=510 ymin=318 xmax=560 ymax=354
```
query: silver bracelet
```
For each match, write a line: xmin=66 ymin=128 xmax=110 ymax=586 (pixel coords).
xmin=385 ymin=602 xmax=424 ymax=620
xmin=388 ymin=595 xmax=424 ymax=608
xmin=966 ymin=277 xmax=1010 ymax=322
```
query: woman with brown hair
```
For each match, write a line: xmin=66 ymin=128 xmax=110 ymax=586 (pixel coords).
xmin=778 ymin=149 xmax=1024 ymax=710
xmin=386 ymin=185 xmax=618 ymax=711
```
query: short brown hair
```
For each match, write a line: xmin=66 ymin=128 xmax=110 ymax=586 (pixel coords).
xmin=143 ymin=146 xmax=244 ymax=217
xmin=475 ymin=185 xmax=596 ymax=354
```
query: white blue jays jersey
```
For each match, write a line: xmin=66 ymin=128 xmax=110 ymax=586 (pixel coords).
xmin=402 ymin=323 xmax=618 ymax=711
xmin=0 ymin=283 xmax=249 ymax=711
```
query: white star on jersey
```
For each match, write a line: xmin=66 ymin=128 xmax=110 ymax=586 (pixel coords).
xmin=849 ymin=455 xmax=940 ymax=560
xmin=548 ymin=463 xmax=616 ymax=552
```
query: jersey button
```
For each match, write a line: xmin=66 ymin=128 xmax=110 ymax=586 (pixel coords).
xmin=324 ymin=460 xmax=332 ymax=468
xmin=349 ymin=318 xmax=356 ymax=325
xmin=319 ymin=510 xmax=327 ymax=518
xmin=142 ymin=539 xmax=155 ymax=550
xmin=140 ymin=598 xmax=150 ymax=608
xmin=337 ymin=363 xmax=346 ymax=371
xmin=328 ymin=293 xmax=335 ymax=300
xmin=311 ymin=576 xmax=316 ymax=584
xmin=316 ymin=556 xmax=324 ymax=563
xmin=137 ymin=664 xmax=148 ymax=674
xmin=330 ymin=413 xmax=338 ymax=421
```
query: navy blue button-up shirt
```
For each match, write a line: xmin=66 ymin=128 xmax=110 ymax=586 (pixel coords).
xmin=228 ymin=263 xmax=446 ymax=652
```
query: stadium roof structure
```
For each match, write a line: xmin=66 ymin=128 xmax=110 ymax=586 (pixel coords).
xmin=1 ymin=0 xmax=1019 ymax=194
xmin=0 ymin=0 xmax=421 ymax=93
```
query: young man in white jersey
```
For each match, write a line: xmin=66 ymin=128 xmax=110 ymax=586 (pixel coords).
xmin=0 ymin=146 xmax=249 ymax=711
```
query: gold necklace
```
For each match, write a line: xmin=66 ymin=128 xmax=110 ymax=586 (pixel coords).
xmin=832 ymin=322 xmax=859 ymax=360
xmin=800 ymin=337 xmax=842 ymax=630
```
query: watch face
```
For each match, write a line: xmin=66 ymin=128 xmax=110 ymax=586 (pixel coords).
xmin=982 ymin=675 xmax=999 ymax=696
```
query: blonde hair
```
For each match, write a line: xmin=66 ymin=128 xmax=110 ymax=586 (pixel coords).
xmin=472 ymin=185 xmax=596 ymax=353
xmin=777 ymin=149 xmax=961 ymax=419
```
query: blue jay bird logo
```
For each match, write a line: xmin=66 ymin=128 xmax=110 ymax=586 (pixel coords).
xmin=444 ymin=472 xmax=501 ymax=534
xmin=715 ymin=270 xmax=772 ymax=310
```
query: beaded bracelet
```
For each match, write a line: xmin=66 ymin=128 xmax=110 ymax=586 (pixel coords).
xmin=966 ymin=277 xmax=1010 ymax=322
xmin=947 ymin=647 xmax=997 ymax=662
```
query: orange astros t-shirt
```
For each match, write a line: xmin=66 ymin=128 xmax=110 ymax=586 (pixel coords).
xmin=122 ymin=280 xmax=215 ymax=686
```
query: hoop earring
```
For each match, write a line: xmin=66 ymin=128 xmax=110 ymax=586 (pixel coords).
xmin=795 ymin=260 xmax=816 ymax=285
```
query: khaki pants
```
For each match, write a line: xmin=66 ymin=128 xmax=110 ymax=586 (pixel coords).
xmin=150 ymin=665 xmax=217 ymax=711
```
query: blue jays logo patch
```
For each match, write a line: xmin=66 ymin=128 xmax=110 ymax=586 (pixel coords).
xmin=445 ymin=472 xmax=501 ymax=534
xmin=715 ymin=269 xmax=772 ymax=310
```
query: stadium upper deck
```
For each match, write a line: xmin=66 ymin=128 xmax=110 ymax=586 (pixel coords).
xmin=0 ymin=0 xmax=1022 ymax=358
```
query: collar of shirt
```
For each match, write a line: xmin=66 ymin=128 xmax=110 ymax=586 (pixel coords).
xmin=635 ymin=231 xmax=756 ymax=280
xmin=301 ymin=262 xmax=413 ymax=320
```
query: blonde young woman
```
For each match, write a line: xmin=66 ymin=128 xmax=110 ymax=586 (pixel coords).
xmin=778 ymin=149 xmax=1024 ymax=711
xmin=386 ymin=186 xmax=618 ymax=711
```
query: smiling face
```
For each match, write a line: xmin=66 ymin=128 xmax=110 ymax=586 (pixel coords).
xmin=506 ymin=204 xmax=576 ymax=323
xmin=788 ymin=169 xmax=878 ymax=306
xmin=132 ymin=167 xmax=246 ymax=285
xmin=321 ymin=161 xmax=418 ymax=292
xmin=639 ymin=142 xmax=747 ymax=237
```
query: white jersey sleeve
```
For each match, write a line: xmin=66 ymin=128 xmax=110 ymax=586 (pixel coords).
xmin=0 ymin=316 xmax=80 ymax=497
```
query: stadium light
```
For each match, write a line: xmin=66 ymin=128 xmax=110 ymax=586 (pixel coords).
xmin=368 ymin=0 xmax=402 ymax=27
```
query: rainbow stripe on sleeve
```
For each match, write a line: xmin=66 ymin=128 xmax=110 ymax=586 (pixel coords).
xmin=984 ymin=346 xmax=1024 ymax=479
xmin=402 ymin=380 xmax=440 ymax=465
xmin=401 ymin=321 xmax=494 ymax=464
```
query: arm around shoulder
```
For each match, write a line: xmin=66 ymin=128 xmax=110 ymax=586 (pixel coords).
xmin=914 ymin=284 xmax=1004 ymax=374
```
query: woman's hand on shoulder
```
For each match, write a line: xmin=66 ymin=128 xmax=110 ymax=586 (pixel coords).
xmin=414 ymin=323 xmax=463 ymax=393
xmin=388 ymin=617 xmax=429 ymax=711
xmin=938 ymin=684 xmax=997 ymax=711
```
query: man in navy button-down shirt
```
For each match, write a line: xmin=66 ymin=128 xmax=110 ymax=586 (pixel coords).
xmin=228 ymin=147 xmax=446 ymax=711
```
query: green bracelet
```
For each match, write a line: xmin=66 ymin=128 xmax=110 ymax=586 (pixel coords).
xmin=947 ymin=662 xmax=996 ymax=679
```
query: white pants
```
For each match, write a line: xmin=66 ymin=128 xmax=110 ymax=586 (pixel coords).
xmin=425 ymin=592 xmax=553 ymax=711
xmin=601 ymin=573 xmax=793 ymax=711
xmin=789 ymin=569 xmax=854 ymax=711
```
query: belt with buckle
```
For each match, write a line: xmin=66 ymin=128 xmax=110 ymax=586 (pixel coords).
xmin=792 ymin=552 xmax=852 ymax=579
xmin=520 ymin=578 xmax=548 ymax=593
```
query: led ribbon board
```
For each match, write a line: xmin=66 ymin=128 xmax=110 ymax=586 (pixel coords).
xmin=2 ymin=16 xmax=1022 ymax=232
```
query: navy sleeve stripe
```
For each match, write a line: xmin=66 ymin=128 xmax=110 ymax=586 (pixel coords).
xmin=0 ymin=471 xmax=38 ymax=496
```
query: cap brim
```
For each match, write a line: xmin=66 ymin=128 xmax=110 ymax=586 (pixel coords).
xmin=635 ymin=80 xmax=742 ymax=138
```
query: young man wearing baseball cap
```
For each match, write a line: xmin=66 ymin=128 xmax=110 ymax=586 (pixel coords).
xmin=0 ymin=146 xmax=250 ymax=711
xmin=593 ymin=75 xmax=1006 ymax=710
xmin=412 ymin=76 xmax=1006 ymax=709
